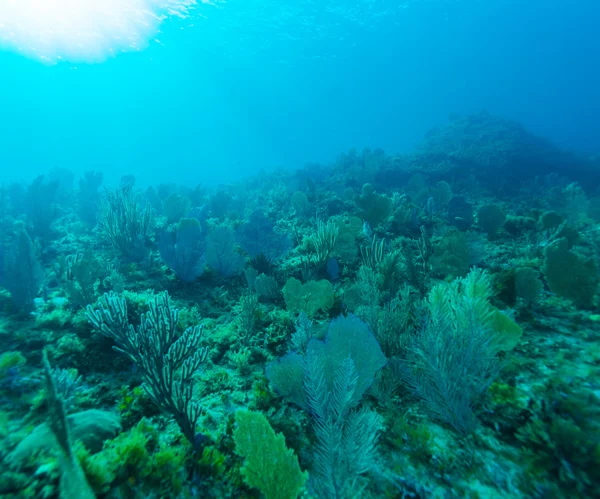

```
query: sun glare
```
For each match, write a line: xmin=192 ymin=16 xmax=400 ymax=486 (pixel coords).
xmin=0 ymin=0 xmax=207 ymax=64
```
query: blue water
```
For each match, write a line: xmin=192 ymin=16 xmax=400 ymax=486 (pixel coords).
xmin=2 ymin=3 xmax=600 ymax=496
xmin=1 ymin=0 xmax=599 ymax=186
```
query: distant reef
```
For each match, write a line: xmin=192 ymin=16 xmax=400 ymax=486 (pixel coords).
xmin=378 ymin=111 xmax=599 ymax=193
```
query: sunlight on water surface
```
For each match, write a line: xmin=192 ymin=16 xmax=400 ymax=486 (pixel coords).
xmin=0 ymin=0 xmax=220 ymax=64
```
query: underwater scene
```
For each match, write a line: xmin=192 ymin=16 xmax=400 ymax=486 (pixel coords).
xmin=1 ymin=1 xmax=599 ymax=498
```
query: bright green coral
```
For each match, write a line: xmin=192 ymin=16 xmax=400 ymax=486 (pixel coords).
xmin=233 ymin=410 xmax=307 ymax=499
xmin=542 ymin=237 xmax=598 ymax=307
xmin=0 ymin=351 xmax=26 ymax=374
xmin=282 ymin=277 xmax=334 ymax=316
xmin=356 ymin=183 xmax=393 ymax=227
xmin=429 ymin=268 xmax=522 ymax=352
xmin=77 ymin=419 xmax=187 ymax=496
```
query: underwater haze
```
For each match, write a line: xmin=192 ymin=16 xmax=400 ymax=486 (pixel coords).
xmin=1 ymin=1 xmax=600 ymax=498
xmin=1 ymin=0 xmax=599 ymax=186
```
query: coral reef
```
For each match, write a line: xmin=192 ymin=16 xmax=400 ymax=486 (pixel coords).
xmin=0 ymin=113 xmax=599 ymax=498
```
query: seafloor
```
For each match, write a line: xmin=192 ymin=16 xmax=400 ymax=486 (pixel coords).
xmin=0 ymin=112 xmax=598 ymax=498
